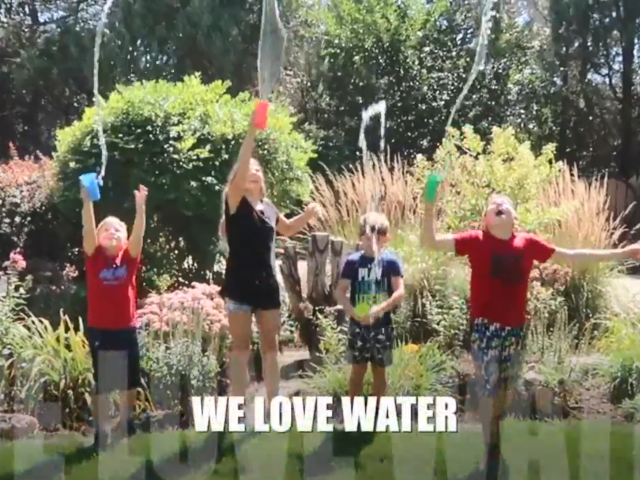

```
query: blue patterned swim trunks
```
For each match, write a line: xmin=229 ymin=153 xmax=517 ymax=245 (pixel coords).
xmin=346 ymin=319 xmax=394 ymax=367
xmin=470 ymin=318 xmax=525 ymax=398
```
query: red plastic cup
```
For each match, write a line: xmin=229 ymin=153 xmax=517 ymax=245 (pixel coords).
xmin=253 ymin=101 xmax=269 ymax=130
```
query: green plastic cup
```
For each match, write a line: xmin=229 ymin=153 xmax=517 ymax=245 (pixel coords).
xmin=354 ymin=302 xmax=371 ymax=317
xmin=424 ymin=172 xmax=442 ymax=203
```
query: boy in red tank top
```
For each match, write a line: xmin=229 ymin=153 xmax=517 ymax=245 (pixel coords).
xmin=81 ymin=182 xmax=148 ymax=451
xmin=422 ymin=188 xmax=640 ymax=480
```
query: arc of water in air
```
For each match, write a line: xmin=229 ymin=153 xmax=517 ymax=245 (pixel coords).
xmin=358 ymin=100 xmax=387 ymax=282
xmin=258 ymin=0 xmax=287 ymax=101
xmin=442 ymin=0 xmax=497 ymax=174
xmin=93 ymin=0 xmax=117 ymax=181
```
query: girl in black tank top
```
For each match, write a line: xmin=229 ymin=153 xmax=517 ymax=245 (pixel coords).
xmin=221 ymin=104 xmax=321 ymax=406
xmin=223 ymin=194 xmax=280 ymax=310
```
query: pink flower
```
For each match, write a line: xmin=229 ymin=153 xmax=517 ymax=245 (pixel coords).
xmin=5 ymin=250 xmax=26 ymax=272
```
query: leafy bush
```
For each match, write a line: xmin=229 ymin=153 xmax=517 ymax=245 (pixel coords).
xmin=139 ymin=329 xmax=221 ymax=412
xmin=303 ymin=316 xmax=456 ymax=396
xmin=54 ymin=75 xmax=315 ymax=291
xmin=419 ymin=126 xmax=563 ymax=232
xmin=595 ymin=314 xmax=640 ymax=404
xmin=137 ymin=282 xmax=228 ymax=410
xmin=310 ymin=157 xmax=421 ymax=242
xmin=0 ymin=147 xmax=80 ymax=322
xmin=137 ymin=282 xmax=228 ymax=338
xmin=0 ymin=146 xmax=56 ymax=256
xmin=4 ymin=313 xmax=93 ymax=430
xmin=620 ymin=394 xmax=640 ymax=422
xmin=1 ymin=251 xmax=29 ymax=349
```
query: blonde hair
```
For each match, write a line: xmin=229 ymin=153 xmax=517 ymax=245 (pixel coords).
xmin=221 ymin=158 xmax=267 ymax=209
xmin=359 ymin=211 xmax=390 ymax=237
xmin=486 ymin=193 xmax=515 ymax=210
xmin=97 ymin=216 xmax=128 ymax=236
xmin=482 ymin=194 xmax=519 ymax=230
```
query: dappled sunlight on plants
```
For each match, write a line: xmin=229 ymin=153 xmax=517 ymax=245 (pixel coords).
xmin=595 ymin=313 xmax=640 ymax=405
xmin=417 ymin=126 xmax=562 ymax=233
xmin=309 ymin=156 xmax=421 ymax=242
xmin=3 ymin=313 xmax=93 ymax=430
xmin=138 ymin=282 xmax=228 ymax=336
xmin=302 ymin=315 xmax=457 ymax=397
xmin=539 ymin=165 xmax=628 ymax=250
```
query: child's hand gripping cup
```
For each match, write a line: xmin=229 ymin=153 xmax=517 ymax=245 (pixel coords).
xmin=253 ymin=101 xmax=270 ymax=131
xmin=354 ymin=302 xmax=371 ymax=318
xmin=79 ymin=172 xmax=103 ymax=202
xmin=424 ymin=172 xmax=443 ymax=203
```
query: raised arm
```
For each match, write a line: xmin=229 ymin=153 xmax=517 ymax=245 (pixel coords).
xmin=421 ymin=198 xmax=455 ymax=252
xmin=277 ymin=203 xmax=321 ymax=237
xmin=227 ymin=108 xmax=259 ymax=212
xmin=81 ymin=184 xmax=98 ymax=256
xmin=550 ymin=245 xmax=640 ymax=268
xmin=128 ymin=185 xmax=148 ymax=259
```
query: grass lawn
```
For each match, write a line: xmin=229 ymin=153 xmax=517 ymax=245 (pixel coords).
xmin=0 ymin=420 xmax=638 ymax=480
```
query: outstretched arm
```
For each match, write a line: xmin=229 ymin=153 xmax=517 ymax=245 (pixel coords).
xmin=81 ymin=184 xmax=98 ymax=256
xmin=277 ymin=203 xmax=321 ymax=237
xmin=128 ymin=185 xmax=148 ymax=259
xmin=550 ymin=246 xmax=640 ymax=267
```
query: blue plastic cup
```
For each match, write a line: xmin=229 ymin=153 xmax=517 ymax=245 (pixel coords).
xmin=79 ymin=172 xmax=102 ymax=202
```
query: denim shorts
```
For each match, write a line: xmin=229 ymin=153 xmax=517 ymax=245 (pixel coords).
xmin=226 ymin=300 xmax=255 ymax=314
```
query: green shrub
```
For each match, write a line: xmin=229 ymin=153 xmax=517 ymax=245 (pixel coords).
xmin=0 ymin=146 xmax=59 ymax=259
xmin=4 ymin=314 xmax=93 ymax=430
xmin=418 ymin=126 xmax=563 ymax=233
xmin=596 ymin=314 xmax=640 ymax=404
xmin=139 ymin=329 xmax=221 ymax=412
xmin=303 ymin=316 xmax=456 ymax=396
xmin=525 ymin=285 xmax=593 ymax=390
xmin=137 ymin=282 xmax=228 ymax=410
xmin=54 ymin=75 xmax=315 ymax=291
xmin=620 ymin=394 xmax=640 ymax=422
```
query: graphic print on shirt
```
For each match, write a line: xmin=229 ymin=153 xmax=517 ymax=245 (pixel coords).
xmin=353 ymin=263 xmax=389 ymax=316
xmin=99 ymin=264 xmax=128 ymax=285
xmin=489 ymin=252 xmax=526 ymax=285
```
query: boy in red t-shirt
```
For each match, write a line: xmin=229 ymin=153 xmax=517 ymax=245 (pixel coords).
xmin=422 ymin=189 xmax=640 ymax=479
xmin=81 ymin=182 xmax=148 ymax=451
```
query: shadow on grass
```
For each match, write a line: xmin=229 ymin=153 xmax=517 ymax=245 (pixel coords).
xmin=0 ymin=422 xmax=636 ymax=480
xmin=0 ymin=441 xmax=97 ymax=480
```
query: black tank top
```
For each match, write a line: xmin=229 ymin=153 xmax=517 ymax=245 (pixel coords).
xmin=222 ymin=196 xmax=281 ymax=309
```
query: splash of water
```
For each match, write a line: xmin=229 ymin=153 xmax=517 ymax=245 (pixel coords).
xmin=358 ymin=100 xmax=387 ymax=163
xmin=93 ymin=0 xmax=117 ymax=180
xmin=359 ymin=100 xmax=387 ymax=212
xmin=258 ymin=0 xmax=287 ymax=101
xmin=445 ymin=0 xmax=498 ymax=131
xmin=357 ymin=100 xmax=387 ymax=278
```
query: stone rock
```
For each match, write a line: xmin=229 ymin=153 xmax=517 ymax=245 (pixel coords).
xmin=523 ymin=370 xmax=544 ymax=388
xmin=0 ymin=414 xmax=38 ymax=440
xmin=534 ymin=387 xmax=555 ymax=416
